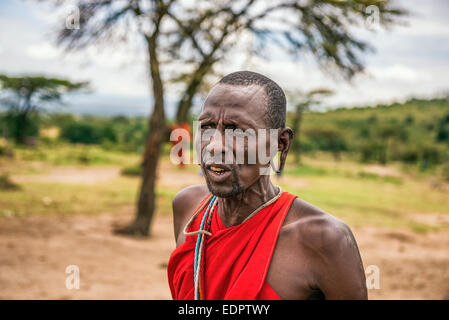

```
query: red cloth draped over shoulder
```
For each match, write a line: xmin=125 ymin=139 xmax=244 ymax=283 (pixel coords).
xmin=167 ymin=191 xmax=297 ymax=300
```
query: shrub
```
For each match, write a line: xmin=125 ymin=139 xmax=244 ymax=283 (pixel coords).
xmin=0 ymin=174 xmax=20 ymax=190
xmin=61 ymin=122 xmax=104 ymax=144
xmin=121 ymin=164 xmax=142 ymax=176
xmin=399 ymin=146 xmax=419 ymax=164
xmin=4 ymin=111 xmax=39 ymax=144
xmin=419 ymin=145 xmax=442 ymax=169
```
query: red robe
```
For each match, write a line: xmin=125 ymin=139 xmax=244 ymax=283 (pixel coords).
xmin=167 ymin=191 xmax=297 ymax=300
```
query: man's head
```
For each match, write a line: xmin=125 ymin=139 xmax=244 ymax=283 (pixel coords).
xmin=218 ymin=71 xmax=287 ymax=129
xmin=197 ymin=71 xmax=293 ymax=198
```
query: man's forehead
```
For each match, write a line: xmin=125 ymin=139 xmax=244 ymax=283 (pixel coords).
xmin=203 ymin=84 xmax=267 ymax=109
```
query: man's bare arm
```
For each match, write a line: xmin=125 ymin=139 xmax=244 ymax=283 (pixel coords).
xmin=310 ymin=219 xmax=368 ymax=299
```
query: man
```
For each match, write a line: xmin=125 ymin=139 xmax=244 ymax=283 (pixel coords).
xmin=167 ymin=71 xmax=367 ymax=300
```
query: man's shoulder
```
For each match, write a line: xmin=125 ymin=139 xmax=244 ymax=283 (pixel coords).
xmin=172 ymin=184 xmax=209 ymax=218
xmin=283 ymin=197 xmax=354 ymax=254
xmin=280 ymin=196 xmax=367 ymax=299
xmin=172 ymin=185 xmax=210 ymax=245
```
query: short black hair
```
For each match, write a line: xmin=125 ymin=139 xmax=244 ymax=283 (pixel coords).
xmin=218 ymin=71 xmax=286 ymax=128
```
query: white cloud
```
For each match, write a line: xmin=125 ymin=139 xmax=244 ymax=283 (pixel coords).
xmin=26 ymin=43 xmax=61 ymax=60
xmin=368 ymin=64 xmax=421 ymax=82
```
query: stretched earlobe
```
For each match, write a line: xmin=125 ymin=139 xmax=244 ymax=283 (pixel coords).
xmin=270 ymin=158 xmax=281 ymax=174
xmin=276 ymin=127 xmax=293 ymax=174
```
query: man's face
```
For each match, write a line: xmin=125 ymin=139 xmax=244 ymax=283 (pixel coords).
xmin=197 ymin=84 xmax=275 ymax=198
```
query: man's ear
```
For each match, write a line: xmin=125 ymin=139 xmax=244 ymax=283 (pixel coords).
xmin=277 ymin=127 xmax=294 ymax=173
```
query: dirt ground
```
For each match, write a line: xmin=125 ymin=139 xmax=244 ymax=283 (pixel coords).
xmin=2 ymin=163 xmax=449 ymax=299
xmin=1 ymin=211 xmax=448 ymax=300
xmin=12 ymin=166 xmax=122 ymax=185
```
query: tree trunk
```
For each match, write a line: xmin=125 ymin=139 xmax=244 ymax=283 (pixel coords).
xmin=176 ymin=59 xmax=214 ymax=124
xmin=176 ymin=79 xmax=200 ymax=124
xmin=115 ymin=32 xmax=166 ymax=237
xmin=130 ymin=113 xmax=165 ymax=236
xmin=16 ymin=112 xmax=28 ymax=144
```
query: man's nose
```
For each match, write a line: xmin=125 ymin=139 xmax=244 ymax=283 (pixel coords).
xmin=206 ymin=129 xmax=225 ymax=157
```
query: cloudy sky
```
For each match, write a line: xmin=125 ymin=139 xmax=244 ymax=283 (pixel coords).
xmin=0 ymin=0 xmax=448 ymax=117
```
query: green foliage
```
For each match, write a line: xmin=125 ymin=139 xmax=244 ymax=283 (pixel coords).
xmin=435 ymin=112 xmax=449 ymax=142
xmin=286 ymin=88 xmax=334 ymax=163
xmin=3 ymin=95 xmax=447 ymax=180
xmin=0 ymin=75 xmax=88 ymax=104
xmin=2 ymin=110 xmax=40 ymax=143
xmin=359 ymin=140 xmax=384 ymax=163
xmin=121 ymin=164 xmax=142 ymax=177
xmin=61 ymin=122 xmax=110 ymax=145
xmin=288 ymin=96 xmax=449 ymax=175
xmin=418 ymin=144 xmax=443 ymax=169
xmin=0 ymin=74 xmax=89 ymax=144
xmin=306 ymin=126 xmax=347 ymax=151
xmin=49 ymin=114 xmax=148 ymax=153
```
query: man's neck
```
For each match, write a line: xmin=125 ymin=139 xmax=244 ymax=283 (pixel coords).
xmin=217 ymin=176 xmax=279 ymax=227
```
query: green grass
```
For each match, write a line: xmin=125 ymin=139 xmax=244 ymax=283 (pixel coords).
xmin=13 ymin=143 xmax=140 ymax=166
xmin=284 ymin=163 xmax=329 ymax=176
xmin=0 ymin=144 xmax=174 ymax=218
xmin=1 ymin=144 xmax=449 ymax=234
xmin=0 ymin=177 xmax=134 ymax=217
xmin=0 ymin=176 xmax=178 ymax=218
xmin=279 ymin=161 xmax=449 ymax=233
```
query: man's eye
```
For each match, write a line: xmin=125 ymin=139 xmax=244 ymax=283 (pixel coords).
xmin=201 ymin=124 xmax=214 ymax=129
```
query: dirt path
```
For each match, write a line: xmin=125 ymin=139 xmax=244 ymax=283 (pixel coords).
xmin=1 ymin=213 xmax=448 ymax=300
xmin=0 ymin=213 xmax=174 ymax=299
xmin=9 ymin=162 xmax=205 ymax=189
xmin=353 ymin=227 xmax=449 ymax=299
xmin=11 ymin=166 xmax=122 ymax=185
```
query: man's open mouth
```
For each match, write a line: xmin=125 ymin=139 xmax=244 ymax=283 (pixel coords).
xmin=205 ymin=163 xmax=232 ymax=182
xmin=210 ymin=166 xmax=227 ymax=175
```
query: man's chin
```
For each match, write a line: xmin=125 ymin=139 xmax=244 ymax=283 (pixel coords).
xmin=206 ymin=181 xmax=243 ymax=199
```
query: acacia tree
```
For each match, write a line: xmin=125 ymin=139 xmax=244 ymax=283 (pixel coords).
xmin=169 ymin=0 xmax=406 ymax=123
xmin=0 ymin=74 xmax=88 ymax=143
xmin=46 ymin=0 xmax=405 ymax=236
xmin=287 ymin=88 xmax=334 ymax=164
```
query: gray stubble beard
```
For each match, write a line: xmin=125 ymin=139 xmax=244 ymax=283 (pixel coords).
xmin=202 ymin=165 xmax=244 ymax=198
